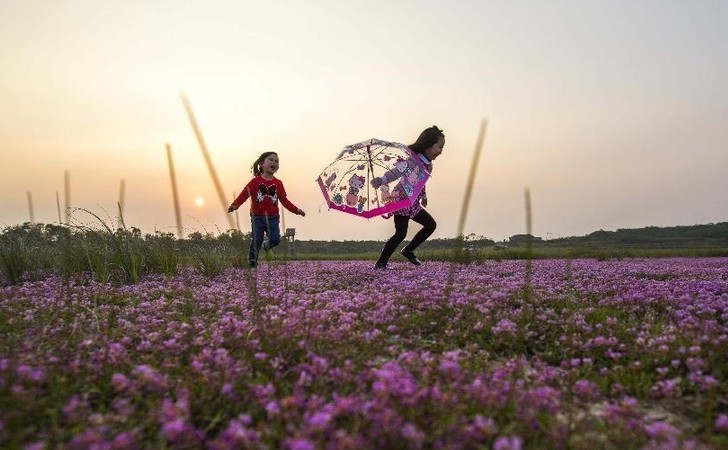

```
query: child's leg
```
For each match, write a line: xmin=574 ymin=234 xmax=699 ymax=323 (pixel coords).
xmin=403 ymin=210 xmax=436 ymax=252
xmin=376 ymin=215 xmax=409 ymax=265
xmin=265 ymin=216 xmax=282 ymax=249
xmin=248 ymin=216 xmax=266 ymax=265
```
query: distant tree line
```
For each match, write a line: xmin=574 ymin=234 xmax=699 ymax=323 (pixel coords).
xmin=543 ymin=222 xmax=728 ymax=248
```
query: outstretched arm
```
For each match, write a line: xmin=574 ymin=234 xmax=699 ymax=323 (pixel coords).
xmin=372 ymin=165 xmax=406 ymax=188
xmin=228 ymin=179 xmax=254 ymax=212
xmin=277 ymin=181 xmax=305 ymax=216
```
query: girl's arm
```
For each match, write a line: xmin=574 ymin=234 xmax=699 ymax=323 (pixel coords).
xmin=379 ymin=166 xmax=402 ymax=184
xmin=277 ymin=181 xmax=305 ymax=216
xmin=228 ymin=178 xmax=255 ymax=211
xmin=372 ymin=158 xmax=413 ymax=188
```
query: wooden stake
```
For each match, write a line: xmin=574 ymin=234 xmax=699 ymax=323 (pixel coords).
xmin=118 ymin=179 xmax=126 ymax=229
xmin=64 ymin=170 xmax=70 ymax=225
xmin=457 ymin=118 xmax=488 ymax=237
xmin=56 ymin=192 xmax=62 ymax=224
xmin=232 ymin=191 xmax=240 ymax=231
xmin=166 ymin=143 xmax=184 ymax=239
xmin=180 ymin=92 xmax=235 ymax=230
xmin=27 ymin=191 xmax=35 ymax=223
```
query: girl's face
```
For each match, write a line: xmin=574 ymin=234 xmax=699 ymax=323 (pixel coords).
xmin=423 ymin=136 xmax=445 ymax=161
xmin=261 ymin=153 xmax=279 ymax=175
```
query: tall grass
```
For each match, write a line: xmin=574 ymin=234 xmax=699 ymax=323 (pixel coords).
xmin=144 ymin=232 xmax=181 ymax=278
xmin=73 ymin=208 xmax=144 ymax=284
xmin=0 ymin=229 xmax=32 ymax=285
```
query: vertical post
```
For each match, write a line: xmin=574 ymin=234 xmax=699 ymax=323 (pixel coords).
xmin=280 ymin=207 xmax=287 ymax=256
xmin=27 ymin=191 xmax=35 ymax=223
xmin=166 ymin=143 xmax=184 ymax=239
xmin=56 ymin=192 xmax=62 ymax=224
xmin=524 ymin=187 xmax=533 ymax=242
xmin=457 ymin=118 xmax=488 ymax=237
xmin=232 ymin=191 xmax=240 ymax=231
xmin=180 ymin=92 xmax=235 ymax=230
xmin=281 ymin=207 xmax=286 ymax=238
xmin=118 ymin=179 xmax=126 ymax=229
xmin=524 ymin=187 xmax=533 ymax=300
xmin=64 ymin=170 xmax=71 ymax=224
xmin=446 ymin=118 xmax=488 ymax=299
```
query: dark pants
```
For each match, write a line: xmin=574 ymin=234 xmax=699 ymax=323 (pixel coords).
xmin=376 ymin=209 xmax=436 ymax=265
xmin=249 ymin=215 xmax=281 ymax=266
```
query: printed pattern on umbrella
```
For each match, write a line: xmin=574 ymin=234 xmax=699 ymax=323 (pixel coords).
xmin=316 ymin=138 xmax=430 ymax=218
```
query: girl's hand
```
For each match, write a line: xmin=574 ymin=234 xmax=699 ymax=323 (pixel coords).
xmin=227 ymin=204 xmax=237 ymax=213
xmin=297 ymin=209 xmax=306 ymax=217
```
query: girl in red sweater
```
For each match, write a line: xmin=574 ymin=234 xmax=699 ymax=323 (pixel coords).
xmin=228 ymin=152 xmax=305 ymax=268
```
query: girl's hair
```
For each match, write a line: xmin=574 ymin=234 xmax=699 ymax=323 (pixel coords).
xmin=408 ymin=126 xmax=444 ymax=154
xmin=251 ymin=151 xmax=277 ymax=176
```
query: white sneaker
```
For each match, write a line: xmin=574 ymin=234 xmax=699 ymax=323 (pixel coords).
xmin=261 ymin=237 xmax=270 ymax=251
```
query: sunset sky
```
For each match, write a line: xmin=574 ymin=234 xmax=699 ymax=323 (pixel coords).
xmin=2 ymin=0 xmax=727 ymax=242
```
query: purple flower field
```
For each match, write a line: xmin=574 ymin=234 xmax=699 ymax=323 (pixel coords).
xmin=1 ymin=258 xmax=727 ymax=449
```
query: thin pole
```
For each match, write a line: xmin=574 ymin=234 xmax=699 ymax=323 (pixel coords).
xmin=232 ymin=191 xmax=240 ymax=231
xmin=118 ymin=179 xmax=126 ymax=229
xmin=457 ymin=118 xmax=488 ymax=237
xmin=56 ymin=192 xmax=62 ymax=224
xmin=525 ymin=187 xmax=533 ymax=237
xmin=64 ymin=170 xmax=71 ymax=224
xmin=27 ymin=191 xmax=35 ymax=223
xmin=166 ymin=143 xmax=184 ymax=239
xmin=446 ymin=119 xmax=488 ymax=299
xmin=524 ymin=187 xmax=533 ymax=299
xmin=180 ymin=92 xmax=235 ymax=230
xmin=281 ymin=207 xmax=286 ymax=238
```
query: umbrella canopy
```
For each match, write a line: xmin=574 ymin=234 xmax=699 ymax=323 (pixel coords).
xmin=316 ymin=138 xmax=430 ymax=218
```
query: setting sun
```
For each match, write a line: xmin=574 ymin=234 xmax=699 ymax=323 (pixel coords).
xmin=194 ymin=196 xmax=205 ymax=208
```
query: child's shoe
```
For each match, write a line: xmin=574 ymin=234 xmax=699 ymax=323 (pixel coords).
xmin=374 ymin=262 xmax=394 ymax=270
xmin=400 ymin=249 xmax=421 ymax=266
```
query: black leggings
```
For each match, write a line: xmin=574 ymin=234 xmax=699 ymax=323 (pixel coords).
xmin=376 ymin=209 xmax=437 ymax=265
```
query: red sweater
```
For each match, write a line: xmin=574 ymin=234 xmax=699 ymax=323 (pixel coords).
xmin=231 ymin=175 xmax=300 ymax=217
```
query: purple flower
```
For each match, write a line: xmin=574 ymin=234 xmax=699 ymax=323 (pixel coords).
xmin=492 ymin=319 xmax=518 ymax=335
xmin=111 ymin=373 xmax=130 ymax=392
xmin=221 ymin=383 xmax=235 ymax=398
xmin=715 ymin=414 xmax=728 ymax=432
xmin=111 ymin=431 xmax=139 ymax=450
xmin=573 ymin=379 xmax=600 ymax=400
xmin=265 ymin=401 xmax=281 ymax=418
xmin=107 ymin=342 xmax=127 ymax=364
xmin=286 ymin=438 xmax=315 ymax=450
xmin=401 ymin=422 xmax=425 ymax=446
xmin=132 ymin=364 xmax=167 ymax=390
xmin=16 ymin=364 xmax=45 ymax=383
xmin=493 ymin=435 xmax=523 ymax=450
xmin=438 ymin=359 xmax=461 ymax=376
xmin=646 ymin=421 xmax=680 ymax=441
xmin=307 ymin=411 xmax=332 ymax=430
xmin=161 ymin=419 xmax=186 ymax=441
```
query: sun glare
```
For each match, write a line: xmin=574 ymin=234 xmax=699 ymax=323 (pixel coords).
xmin=194 ymin=196 xmax=205 ymax=207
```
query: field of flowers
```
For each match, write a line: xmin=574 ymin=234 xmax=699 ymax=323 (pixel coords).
xmin=1 ymin=257 xmax=727 ymax=449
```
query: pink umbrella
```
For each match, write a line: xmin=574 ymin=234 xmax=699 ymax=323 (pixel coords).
xmin=316 ymin=138 xmax=431 ymax=219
